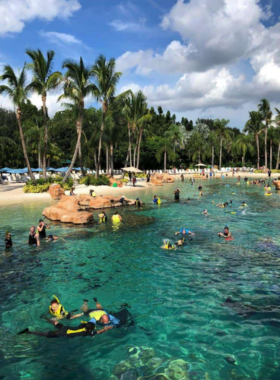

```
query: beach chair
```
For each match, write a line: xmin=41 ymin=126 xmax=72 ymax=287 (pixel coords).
xmin=7 ymin=174 xmax=16 ymax=183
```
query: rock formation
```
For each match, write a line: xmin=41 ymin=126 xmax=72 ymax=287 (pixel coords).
xmin=43 ymin=186 xmax=135 ymax=224
xmin=48 ymin=183 xmax=65 ymax=199
xmin=273 ymin=180 xmax=280 ymax=190
xmin=150 ymin=173 xmax=175 ymax=186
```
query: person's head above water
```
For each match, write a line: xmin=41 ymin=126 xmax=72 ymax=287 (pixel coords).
xmin=85 ymin=322 xmax=96 ymax=331
xmin=30 ymin=226 xmax=36 ymax=234
xmin=50 ymin=299 xmax=60 ymax=312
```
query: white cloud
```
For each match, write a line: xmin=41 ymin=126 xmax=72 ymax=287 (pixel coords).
xmin=109 ymin=18 xmax=147 ymax=32
xmin=40 ymin=31 xmax=82 ymax=45
xmin=0 ymin=0 xmax=81 ymax=36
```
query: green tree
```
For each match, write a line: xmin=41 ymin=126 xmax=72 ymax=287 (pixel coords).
xmin=274 ymin=107 xmax=280 ymax=170
xmin=232 ymin=134 xmax=254 ymax=164
xmin=59 ymin=57 xmax=97 ymax=183
xmin=214 ymin=119 xmax=232 ymax=170
xmin=244 ymin=111 xmax=264 ymax=169
xmin=26 ymin=49 xmax=62 ymax=179
xmin=0 ymin=65 xmax=34 ymax=179
xmin=91 ymin=55 xmax=122 ymax=177
xmin=258 ymin=98 xmax=272 ymax=169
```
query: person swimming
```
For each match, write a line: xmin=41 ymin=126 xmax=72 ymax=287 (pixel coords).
xmin=175 ymin=237 xmax=185 ymax=246
xmin=5 ymin=231 xmax=12 ymax=249
xmin=45 ymin=295 xmax=83 ymax=321
xmin=82 ymin=298 xmax=132 ymax=330
xmin=46 ymin=235 xmax=59 ymax=242
xmin=18 ymin=320 xmax=99 ymax=338
xmin=161 ymin=240 xmax=176 ymax=250
xmin=175 ymin=228 xmax=195 ymax=236
xmin=153 ymin=195 xmax=161 ymax=204
xmin=202 ymin=209 xmax=208 ymax=215
xmin=218 ymin=226 xmax=233 ymax=239
xmin=98 ymin=210 xmax=107 ymax=223
xmin=240 ymin=201 xmax=248 ymax=207
xmin=135 ymin=198 xmax=142 ymax=208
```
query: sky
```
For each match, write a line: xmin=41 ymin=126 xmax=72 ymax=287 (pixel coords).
xmin=1 ymin=0 xmax=280 ymax=128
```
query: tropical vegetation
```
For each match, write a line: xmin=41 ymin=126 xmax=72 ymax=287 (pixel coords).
xmin=1 ymin=49 xmax=280 ymax=177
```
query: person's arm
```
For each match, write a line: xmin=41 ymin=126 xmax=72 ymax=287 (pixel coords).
xmin=96 ymin=326 xmax=114 ymax=334
xmin=35 ymin=234 xmax=40 ymax=247
xmin=188 ymin=231 xmax=195 ymax=235
xmin=175 ymin=231 xmax=180 ymax=235
xmin=37 ymin=225 xmax=43 ymax=232
xmin=70 ymin=312 xmax=84 ymax=319
xmin=119 ymin=216 xmax=123 ymax=221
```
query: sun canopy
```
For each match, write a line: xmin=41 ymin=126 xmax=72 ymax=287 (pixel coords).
xmin=121 ymin=167 xmax=143 ymax=173
xmin=9 ymin=169 xmax=28 ymax=174
xmin=195 ymin=163 xmax=207 ymax=167
xmin=0 ymin=167 xmax=12 ymax=172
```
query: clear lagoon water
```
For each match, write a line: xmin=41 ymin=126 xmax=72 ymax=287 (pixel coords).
xmin=1 ymin=178 xmax=280 ymax=380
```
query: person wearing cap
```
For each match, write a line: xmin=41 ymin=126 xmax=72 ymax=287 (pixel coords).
xmin=135 ymin=198 xmax=142 ymax=208
xmin=119 ymin=196 xmax=126 ymax=205
xmin=37 ymin=219 xmax=50 ymax=239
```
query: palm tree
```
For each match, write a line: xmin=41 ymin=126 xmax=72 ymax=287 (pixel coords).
xmin=59 ymin=57 xmax=97 ymax=184
xmin=244 ymin=111 xmax=264 ymax=169
xmin=156 ymin=124 xmax=183 ymax=171
xmin=274 ymin=108 xmax=280 ymax=170
xmin=26 ymin=49 xmax=62 ymax=179
xmin=91 ymin=55 xmax=122 ymax=177
xmin=232 ymin=134 xmax=254 ymax=164
xmin=214 ymin=119 xmax=232 ymax=170
xmin=208 ymin=131 xmax=219 ymax=168
xmin=258 ymin=98 xmax=272 ymax=169
xmin=23 ymin=117 xmax=44 ymax=168
xmin=0 ymin=65 xmax=34 ymax=180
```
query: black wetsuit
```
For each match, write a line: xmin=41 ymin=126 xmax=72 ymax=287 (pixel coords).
xmin=26 ymin=323 xmax=95 ymax=338
xmin=5 ymin=238 xmax=12 ymax=249
xmin=174 ymin=190 xmax=180 ymax=201
xmin=28 ymin=233 xmax=37 ymax=245
xmin=135 ymin=200 xmax=141 ymax=208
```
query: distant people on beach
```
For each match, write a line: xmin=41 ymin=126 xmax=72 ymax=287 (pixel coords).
xmin=70 ymin=187 xmax=75 ymax=195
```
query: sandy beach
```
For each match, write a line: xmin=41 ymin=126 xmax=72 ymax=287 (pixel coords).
xmin=0 ymin=171 xmax=279 ymax=207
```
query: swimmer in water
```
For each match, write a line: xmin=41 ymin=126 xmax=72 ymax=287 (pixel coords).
xmin=98 ymin=210 xmax=107 ymax=223
xmin=175 ymin=238 xmax=185 ymax=246
xmin=135 ymin=198 xmax=142 ymax=208
xmin=43 ymin=295 xmax=83 ymax=321
xmin=240 ymin=201 xmax=248 ymax=207
xmin=18 ymin=320 xmax=99 ymax=338
xmin=46 ymin=235 xmax=59 ymax=242
xmin=202 ymin=209 xmax=208 ymax=215
xmin=162 ymin=240 xmax=176 ymax=250
xmin=218 ymin=227 xmax=233 ymax=239
xmin=174 ymin=188 xmax=180 ymax=201
xmin=5 ymin=231 xmax=13 ymax=249
xmin=111 ymin=211 xmax=122 ymax=223
xmin=28 ymin=226 xmax=40 ymax=247
xmin=175 ymin=228 xmax=195 ymax=236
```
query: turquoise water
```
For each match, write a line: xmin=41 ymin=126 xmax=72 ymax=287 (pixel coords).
xmin=1 ymin=179 xmax=280 ymax=380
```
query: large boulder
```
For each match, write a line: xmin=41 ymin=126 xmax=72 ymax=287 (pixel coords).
xmin=43 ymin=195 xmax=93 ymax=224
xmin=48 ymin=184 xmax=65 ymax=199
xmin=42 ymin=194 xmax=135 ymax=224
xmin=273 ymin=180 xmax=280 ymax=190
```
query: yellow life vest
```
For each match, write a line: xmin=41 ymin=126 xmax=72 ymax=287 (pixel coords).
xmin=112 ymin=215 xmax=121 ymax=223
xmin=157 ymin=198 xmax=161 ymax=205
xmin=49 ymin=295 xmax=68 ymax=319
xmin=88 ymin=309 xmax=107 ymax=321
xmin=92 ymin=192 xmax=96 ymax=197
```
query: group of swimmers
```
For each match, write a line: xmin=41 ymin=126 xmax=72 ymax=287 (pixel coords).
xmin=18 ymin=295 xmax=132 ymax=339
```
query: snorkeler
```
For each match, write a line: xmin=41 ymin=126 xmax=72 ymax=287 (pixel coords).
xmin=218 ymin=226 xmax=233 ymax=239
xmin=28 ymin=226 xmax=40 ymax=247
xmin=44 ymin=295 xmax=83 ymax=321
xmin=174 ymin=188 xmax=180 ymax=201
xmin=82 ymin=298 xmax=132 ymax=331
xmin=175 ymin=237 xmax=185 ymax=246
xmin=153 ymin=195 xmax=161 ymax=204
xmin=5 ymin=231 xmax=13 ymax=249
xmin=175 ymin=228 xmax=195 ymax=236
xmin=240 ymin=201 xmax=248 ymax=207
xmin=135 ymin=198 xmax=142 ymax=208
xmin=98 ymin=210 xmax=107 ymax=223
xmin=18 ymin=320 xmax=101 ymax=338
xmin=46 ymin=235 xmax=59 ymax=242
xmin=111 ymin=211 xmax=122 ymax=223
xmin=161 ymin=240 xmax=176 ymax=250
xmin=202 ymin=209 xmax=208 ymax=215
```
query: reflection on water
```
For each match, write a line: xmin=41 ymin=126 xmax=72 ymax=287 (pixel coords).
xmin=1 ymin=180 xmax=280 ymax=380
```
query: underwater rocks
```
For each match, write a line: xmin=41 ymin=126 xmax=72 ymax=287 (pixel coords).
xmin=109 ymin=346 xmax=193 ymax=380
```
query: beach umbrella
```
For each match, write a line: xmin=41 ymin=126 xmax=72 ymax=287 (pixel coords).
xmin=121 ymin=166 xmax=143 ymax=173
xmin=47 ymin=167 xmax=57 ymax=171
xmin=32 ymin=168 xmax=43 ymax=172
xmin=9 ymin=169 xmax=27 ymax=174
xmin=195 ymin=163 xmax=207 ymax=167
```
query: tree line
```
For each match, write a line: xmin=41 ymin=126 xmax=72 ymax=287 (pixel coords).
xmin=0 ymin=49 xmax=280 ymax=182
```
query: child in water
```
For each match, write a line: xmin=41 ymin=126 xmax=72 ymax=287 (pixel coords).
xmin=5 ymin=231 xmax=13 ymax=249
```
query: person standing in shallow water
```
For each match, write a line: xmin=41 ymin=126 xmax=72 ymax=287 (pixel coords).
xmin=5 ymin=232 xmax=12 ymax=249
xmin=174 ymin=188 xmax=180 ymax=201
xmin=28 ymin=226 xmax=40 ymax=247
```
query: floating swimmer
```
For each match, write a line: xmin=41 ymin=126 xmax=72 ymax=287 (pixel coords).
xmin=153 ymin=195 xmax=161 ymax=205
xmin=202 ymin=209 xmax=208 ymax=215
xmin=175 ymin=228 xmax=195 ymax=236
xmin=240 ymin=201 xmax=248 ymax=208
xmin=175 ymin=237 xmax=185 ymax=246
xmin=44 ymin=295 xmax=83 ymax=321
xmin=162 ymin=240 xmax=176 ymax=250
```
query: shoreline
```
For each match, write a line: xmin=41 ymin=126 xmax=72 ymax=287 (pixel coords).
xmin=0 ymin=171 xmax=279 ymax=207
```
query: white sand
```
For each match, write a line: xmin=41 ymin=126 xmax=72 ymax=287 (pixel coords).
xmin=0 ymin=171 xmax=279 ymax=207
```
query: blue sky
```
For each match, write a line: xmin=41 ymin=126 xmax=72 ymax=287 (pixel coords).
xmin=1 ymin=0 xmax=280 ymax=128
